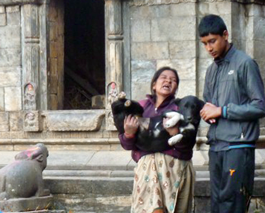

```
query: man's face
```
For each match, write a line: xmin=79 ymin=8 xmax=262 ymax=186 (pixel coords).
xmin=200 ymin=31 xmax=229 ymax=59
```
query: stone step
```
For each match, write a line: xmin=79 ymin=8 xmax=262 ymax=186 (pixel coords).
xmin=1 ymin=150 xmax=265 ymax=212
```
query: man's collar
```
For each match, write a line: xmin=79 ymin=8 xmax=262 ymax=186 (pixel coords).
xmin=214 ymin=43 xmax=236 ymax=64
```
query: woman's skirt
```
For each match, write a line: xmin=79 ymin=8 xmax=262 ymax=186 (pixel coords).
xmin=131 ymin=153 xmax=195 ymax=213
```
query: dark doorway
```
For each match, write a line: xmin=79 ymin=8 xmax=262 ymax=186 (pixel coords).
xmin=64 ymin=0 xmax=105 ymax=109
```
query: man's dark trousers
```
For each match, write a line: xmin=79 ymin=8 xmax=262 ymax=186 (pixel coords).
xmin=209 ymin=148 xmax=255 ymax=213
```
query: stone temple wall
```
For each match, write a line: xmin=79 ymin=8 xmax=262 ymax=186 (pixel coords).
xmin=0 ymin=5 xmax=21 ymax=111
xmin=0 ymin=0 xmax=263 ymax=148
xmin=129 ymin=1 xmax=265 ymax=101
xmin=128 ymin=1 xmax=265 ymax=136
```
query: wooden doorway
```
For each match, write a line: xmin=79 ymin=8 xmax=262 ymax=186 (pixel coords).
xmin=48 ymin=0 xmax=105 ymax=110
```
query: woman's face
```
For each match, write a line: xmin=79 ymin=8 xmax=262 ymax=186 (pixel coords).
xmin=152 ymin=70 xmax=178 ymax=98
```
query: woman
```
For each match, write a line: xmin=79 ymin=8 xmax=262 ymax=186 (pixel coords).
xmin=119 ymin=67 xmax=195 ymax=213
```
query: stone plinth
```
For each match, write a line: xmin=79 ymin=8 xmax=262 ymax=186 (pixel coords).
xmin=43 ymin=110 xmax=105 ymax=131
xmin=0 ymin=195 xmax=53 ymax=212
xmin=5 ymin=211 xmax=65 ymax=213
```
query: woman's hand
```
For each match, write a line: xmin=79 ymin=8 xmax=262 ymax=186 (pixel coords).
xmin=124 ymin=115 xmax=139 ymax=138
xmin=163 ymin=117 xmax=179 ymax=136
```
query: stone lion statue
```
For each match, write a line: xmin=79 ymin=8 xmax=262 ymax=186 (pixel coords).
xmin=0 ymin=143 xmax=50 ymax=200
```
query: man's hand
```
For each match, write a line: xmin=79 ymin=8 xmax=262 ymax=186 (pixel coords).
xmin=200 ymin=102 xmax=221 ymax=123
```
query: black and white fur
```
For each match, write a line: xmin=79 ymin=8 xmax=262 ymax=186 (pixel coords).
xmin=111 ymin=93 xmax=204 ymax=152
xmin=164 ymin=96 xmax=205 ymax=146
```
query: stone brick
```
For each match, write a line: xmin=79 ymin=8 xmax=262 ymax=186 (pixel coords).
xmin=131 ymin=42 xmax=169 ymax=60
xmin=6 ymin=5 xmax=19 ymax=13
xmin=0 ymin=67 xmax=21 ymax=87
xmin=178 ymin=80 xmax=196 ymax=98
xmin=0 ymin=26 xmax=20 ymax=48
xmin=254 ymin=16 xmax=265 ymax=40
xmin=0 ymin=112 xmax=9 ymax=132
xmin=148 ymin=4 xmax=171 ymax=18
xmin=198 ymin=79 xmax=205 ymax=99
xmin=5 ymin=87 xmax=22 ymax=111
xmin=0 ymin=195 xmax=54 ymax=212
xmin=231 ymin=14 xmax=246 ymax=41
xmin=170 ymin=3 xmax=196 ymax=16
xmin=0 ymin=13 xmax=6 ymax=26
xmin=0 ymin=48 xmax=21 ymax=67
xmin=254 ymin=40 xmax=265 ymax=60
xmin=151 ymin=16 xmax=196 ymax=41
xmin=131 ymin=19 xmax=151 ymax=42
xmin=6 ymin=6 xmax=20 ymax=26
xmin=157 ymin=59 xmax=196 ymax=80
xmin=169 ymin=41 xmax=196 ymax=59
xmin=209 ymin=2 xmax=232 ymax=15
xmin=197 ymin=58 xmax=212 ymax=80
xmin=247 ymin=3 xmax=265 ymax=17
xmin=198 ymin=2 xmax=232 ymax=17
xmin=231 ymin=2 xmax=246 ymax=16
xmin=131 ymin=5 xmax=171 ymax=20
xmin=0 ymin=87 xmax=4 ymax=111
xmin=9 ymin=111 xmax=23 ymax=131
xmin=131 ymin=60 xmax=156 ymax=83
xmin=44 ymin=110 xmax=105 ymax=131
xmin=0 ymin=6 xmax=5 ymax=13
xmin=132 ymin=81 xmax=151 ymax=101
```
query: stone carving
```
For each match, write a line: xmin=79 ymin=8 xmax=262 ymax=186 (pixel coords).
xmin=0 ymin=143 xmax=50 ymax=200
xmin=107 ymin=82 xmax=119 ymax=106
xmin=106 ymin=82 xmax=120 ymax=131
xmin=44 ymin=110 xmax=105 ymax=131
xmin=24 ymin=82 xmax=37 ymax=110
xmin=129 ymin=0 xmax=265 ymax=7
xmin=24 ymin=110 xmax=40 ymax=132
xmin=0 ymin=0 xmax=47 ymax=6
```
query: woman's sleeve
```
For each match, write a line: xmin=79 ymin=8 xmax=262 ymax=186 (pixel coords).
xmin=118 ymin=133 xmax=138 ymax=150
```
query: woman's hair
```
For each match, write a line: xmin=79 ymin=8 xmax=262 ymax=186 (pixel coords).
xmin=198 ymin=14 xmax=227 ymax=37
xmin=150 ymin=66 xmax=179 ymax=95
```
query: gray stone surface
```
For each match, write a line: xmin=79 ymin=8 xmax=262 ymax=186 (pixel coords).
xmin=0 ymin=12 xmax=6 ymax=26
xmin=5 ymin=211 xmax=65 ymax=213
xmin=131 ymin=42 xmax=169 ymax=60
xmin=46 ymin=151 xmax=95 ymax=170
xmin=1 ymin=149 xmax=265 ymax=212
xmin=131 ymin=19 xmax=151 ymax=42
xmin=0 ymin=112 xmax=9 ymax=131
xmin=0 ymin=66 xmax=21 ymax=87
xmin=0 ymin=48 xmax=21 ymax=67
xmin=9 ymin=111 xmax=23 ymax=131
xmin=5 ymin=86 xmax=22 ymax=111
xmin=44 ymin=110 xmax=105 ymax=131
xmin=0 ymin=26 xmax=20 ymax=48
xmin=151 ymin=17 xmax=196 ymax=41
xmin=0 ymin=195 xmax=53 ymax=212
xmin=6 ymin=5 xmax=20 ymax=26
xmin=131 ymin=60 xmax=156 ymax=83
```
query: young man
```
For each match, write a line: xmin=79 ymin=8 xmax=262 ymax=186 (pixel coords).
xmin=199 ymin=14 xmax=265 ymax=213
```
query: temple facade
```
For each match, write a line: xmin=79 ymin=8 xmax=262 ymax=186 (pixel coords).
xmin=0 ymin=0 xmax=265 ymax=212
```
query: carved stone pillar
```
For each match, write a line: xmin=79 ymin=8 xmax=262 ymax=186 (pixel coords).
xmin=105 ymin=0 xmax=123 ymax=131
xmin=22 ymin=4 xmax=40 ymax=109
xmin=21 ymin=1 xmax=48 ymax=131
